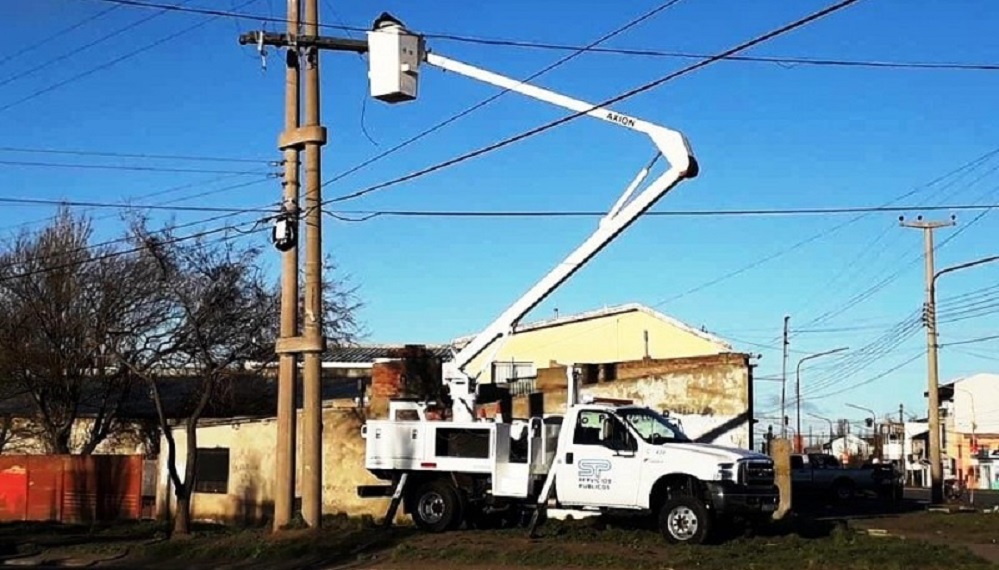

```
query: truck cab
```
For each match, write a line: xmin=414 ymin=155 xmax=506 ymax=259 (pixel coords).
xmin=551 ymin=403 xmax=777 ymax=542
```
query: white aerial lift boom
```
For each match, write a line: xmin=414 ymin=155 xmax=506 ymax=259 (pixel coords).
xmin=358 ymin=14 xmax=775 ymax=546
xmin=367 ymin=13 xmax=699 ymax=422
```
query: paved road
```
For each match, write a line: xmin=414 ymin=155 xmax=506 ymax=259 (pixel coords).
xmin=905 ymin=486 xmax=999 ymax=509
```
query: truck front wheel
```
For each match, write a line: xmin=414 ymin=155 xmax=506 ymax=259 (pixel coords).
xmin=658 ymin=496 xmax=712 ymax=545
xmin=410 ymin=479 xmax=463 ymax=532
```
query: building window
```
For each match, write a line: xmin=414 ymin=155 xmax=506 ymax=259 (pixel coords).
xmin=194 ymin=448 xmax=230 ymax=494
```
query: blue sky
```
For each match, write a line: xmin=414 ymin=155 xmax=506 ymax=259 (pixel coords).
xmin=2 ymin=0 xmax=999 ymax=435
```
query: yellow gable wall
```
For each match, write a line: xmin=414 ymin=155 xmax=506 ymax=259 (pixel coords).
xmin=465 ymin=308 xmax=728 ymax=383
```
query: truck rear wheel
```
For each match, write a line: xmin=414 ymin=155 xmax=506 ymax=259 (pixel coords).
xmin=410 ymin=479 xmax=463 ymax=532
xmin=830 ymin=479 xmax=854 ymax=503
xmin=658 ymin=496 xmax=711 ymax=545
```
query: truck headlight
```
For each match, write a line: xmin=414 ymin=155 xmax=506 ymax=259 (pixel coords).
xmin=718 ymin=462 xmax=735 ymax=481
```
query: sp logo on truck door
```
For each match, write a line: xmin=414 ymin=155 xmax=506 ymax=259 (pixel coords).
xmin=577 ymin=459 xmax=612 ymax=491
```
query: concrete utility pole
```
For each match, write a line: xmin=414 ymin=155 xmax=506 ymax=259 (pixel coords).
xmin=795 ymin=346 xmax=848 ymax=453
xmin=900 ymin=215 xmax=955 ymax=505
xmin=300 ymin=0 xmax=326 ymax=529
xmin=780 ymin=315 xmax=790 ymax=438
xmin=240 ymin=0 xmax=368 ymax=529
xmin=274 ymin=0 xmax=302 ymax=531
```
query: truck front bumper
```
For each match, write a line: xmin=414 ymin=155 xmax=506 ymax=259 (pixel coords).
xmin=705 ymin=482 xmax=779 ymax=516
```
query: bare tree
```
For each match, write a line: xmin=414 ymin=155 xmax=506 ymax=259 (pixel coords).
xmin=124 ymin=220 xmax=360 ymax=536
xmin=0 ymin=209 xmax=163 ymax=454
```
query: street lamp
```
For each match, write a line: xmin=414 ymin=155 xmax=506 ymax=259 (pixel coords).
xmin=925 ymin=254 xmax=999 ymax=504
xmin=807 ymin=412 xmax=835 ymax=447
xmin=847 ymin=403 xmax=879 ymax=458
xmin=795 ymin=347 xmax=848 ymax=452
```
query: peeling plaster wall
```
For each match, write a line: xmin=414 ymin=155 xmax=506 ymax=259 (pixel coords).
xmin=516 ymin=354 xmax=752 ymax=449
xmin=156 ymin=406 xmax=391 ymax=525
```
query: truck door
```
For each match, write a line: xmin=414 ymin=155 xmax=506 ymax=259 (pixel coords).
xmin=790 ymin=454 xmax=812 ymax=490
xmin=555 ymin=410 xmax=640 ymax=508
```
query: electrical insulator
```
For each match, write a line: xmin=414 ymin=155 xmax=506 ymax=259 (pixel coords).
xmin=272 ymin=213 xmax=297 ymax=252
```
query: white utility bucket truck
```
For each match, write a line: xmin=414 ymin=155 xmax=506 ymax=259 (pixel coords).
xmin=356 ymin=13 xmax=778 ymax=545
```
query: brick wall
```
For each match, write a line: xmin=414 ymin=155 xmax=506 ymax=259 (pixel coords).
xmin=370 ymin=361 xmax=405 ymax=417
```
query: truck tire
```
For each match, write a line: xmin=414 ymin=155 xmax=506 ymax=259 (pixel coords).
xmin=830 ymin=479 xmax=854 ymax=503
xmin=658 ymin=496 xmax=712 ymax=545
xmin=410 ymin=479 xmax=464 ymax=532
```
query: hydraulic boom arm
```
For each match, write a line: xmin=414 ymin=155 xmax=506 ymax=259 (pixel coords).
xmin=366 ymin=16 xmax=698 ymax=421
xmin=425 ymin=55 xmax=699 ymax=387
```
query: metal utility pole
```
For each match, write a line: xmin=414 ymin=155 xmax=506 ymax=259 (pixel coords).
xmin=239 ymin=1 xmax=368 ymax=529
xmin=795 ymin=346 xmax=848 ymax=452
xmin=273 ymin=0 xmax=302 ymax=531
xmin=780 ymin=315 xmax=790 ymax=438
xmin=900 ymin=215 xmax=955 ymax=505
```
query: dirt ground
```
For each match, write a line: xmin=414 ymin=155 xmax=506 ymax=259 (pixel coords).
xmin=851 ymin=511 xmax=999 ymax=564
xmin=3 ymin=508 xmax=999 ymax=569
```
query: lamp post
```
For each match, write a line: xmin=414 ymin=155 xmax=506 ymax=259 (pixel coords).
xmin=924 ymin=254 xmax=999 ymax=503
xmin=807 ymin=412 xmax=835 ymax=448
xmin=795 ymin=347 xmax=848 ymax=452
xmin=847 ymin=403 xmax=878 ymax=460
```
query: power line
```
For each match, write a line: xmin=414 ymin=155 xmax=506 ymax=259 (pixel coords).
xmin=655 ymin=149 xmax=999 ymax=314
xmin=760 ymin=347 xmax=925 ymax=416
xmin=0 ymin=159 xmax=270 ymax=175
xmin=0 ymin=0 xmax=258 ymax=114
xmin=322 ymin=0 xmax=688 ymax=188
xmin=0 ymin=3 xmax=123 ymax=68
xmin=799 ymin=318 xmax=923 ymax=396
xmin=0 ymin=174 xmax=274 ymax=235
xmin=0 ymin=0 xmax=187 ymax=89
xmin=326 ymin=202 xmax=999 ymax=219
xmin=769 ymin=309 xmax=923 ymax=403
xmin=792 ymin=157 xmax=999 ymax=332
xmin=91 ymin=0 xmax=312 ymax=27
xmin=0 ymin=192 xmax=274 ymax=214
xmin=95 ymin=0 xmax=999 ymax=74
xmin=0 ymin=215 xmax=271 ymax=285
xmin=325 ymin=0 xmax=864 ymax=205
xmin=808 ymin=350 xmax=926 ymax=400
xmin=0 ymin=145 xmax=274 ymax=164
xmin=430 ymin=35 xmax=999 ymax=73
xmin=0 ymin=207 xmax=273 ymax=281
xmin=940 ymin=334 xmax=999 ymax=348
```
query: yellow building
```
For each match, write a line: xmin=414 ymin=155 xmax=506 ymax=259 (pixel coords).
xmin=454 ymin=303 xmax=733 ymax=384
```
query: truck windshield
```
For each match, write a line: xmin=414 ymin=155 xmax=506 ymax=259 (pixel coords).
xmin=617 ymin=408 xmax=690 ymax=444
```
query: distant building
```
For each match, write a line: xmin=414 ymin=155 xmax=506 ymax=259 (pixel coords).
xmin=827 ymin=434 xmax=871 ymax=462
xmin=935 ymin=373 xmax=999 ymax=490
xmin=452 ymin=303 xmax=735 ymax=384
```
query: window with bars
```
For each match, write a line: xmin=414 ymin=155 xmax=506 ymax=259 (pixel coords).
xmin=194 ymin=448 xmax=230 ymax=494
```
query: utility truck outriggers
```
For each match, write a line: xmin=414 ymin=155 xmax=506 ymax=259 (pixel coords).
xmin=356 ymin=13 xmax=778 ymax=544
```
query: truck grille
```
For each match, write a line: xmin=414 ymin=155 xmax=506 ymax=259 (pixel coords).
xmin=741 ymin=460 xmax=775 ymax=487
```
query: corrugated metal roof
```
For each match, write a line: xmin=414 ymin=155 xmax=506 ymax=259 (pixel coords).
xmin=323 ymin=344 xmax=452 ymax=364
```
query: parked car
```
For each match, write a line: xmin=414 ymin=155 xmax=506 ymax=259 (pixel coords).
xmin=790 ymin=453 xmax=901 ymax=503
